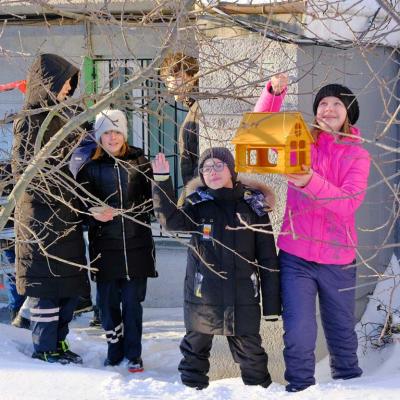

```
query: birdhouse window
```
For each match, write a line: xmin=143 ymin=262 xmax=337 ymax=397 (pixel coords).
xmin=290 ymin=140 xmax=306 ymax=166
xmin=299 ymin=140 xmax=306 ymax=165
xmin=247 ymin=148 xmax=277 ymax=167
xmin=248 ymin=149 xmax=258 ymax=165
xmin=290 ymin=141 xmax=298 ymax=166
xmin=295 ymin=123 xmax=302 ymax=137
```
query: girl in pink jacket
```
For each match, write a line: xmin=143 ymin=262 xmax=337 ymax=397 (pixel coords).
xmin=255 ymin=82 xmax=370 ymax=392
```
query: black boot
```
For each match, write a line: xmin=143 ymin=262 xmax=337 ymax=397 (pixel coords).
xmin=127 ymin=357 xmax=144 ymax=373
xmin=58 ymin=340 xmax=83 ymax=364
xmin=104 ymin=357 xmax=123 ymax=367
xmin=32 ymin=351 xmax=70 ymax=365
xmin=89 ymin=306 xmax=101 ymax=327
xmin=73 ymin=296 xmax=93 ymax=317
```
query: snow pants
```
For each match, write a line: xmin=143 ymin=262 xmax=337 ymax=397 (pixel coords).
xmin=97 ymin=277 xmax=147 ymax=364
xmin=30 ymin=297 xmax=78 ymax=352
xmin=178 ymin=331 xmax=271 ymax=389
xmin=280 ymin=250 xmax=362 ymax=391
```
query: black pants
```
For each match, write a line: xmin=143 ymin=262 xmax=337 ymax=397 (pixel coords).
xmin=178 ymin=331 xmax=271 ymax=389
xmin=97 ymin=278 xmax=147 ymax=363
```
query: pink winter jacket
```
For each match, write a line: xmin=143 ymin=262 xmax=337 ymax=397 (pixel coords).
xmin=254 ymin=82 xmax=370 ymax=265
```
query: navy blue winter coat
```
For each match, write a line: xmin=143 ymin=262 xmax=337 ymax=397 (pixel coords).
xmin=77 ymin=146 xmax=158 ymax=282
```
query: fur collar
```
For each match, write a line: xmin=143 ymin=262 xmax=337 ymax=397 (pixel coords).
xmin=185 ymin=175 xmax=275 ymax=209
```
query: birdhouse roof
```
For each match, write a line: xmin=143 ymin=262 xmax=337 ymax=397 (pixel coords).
xmin=232 ymin=111 xmax=313 ymax=146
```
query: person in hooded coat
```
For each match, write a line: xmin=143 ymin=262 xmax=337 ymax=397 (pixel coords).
xmin=12 ymin=53 xmax=90 ymax=364
xmin=152 ymin=147 xmax=281 ymax=390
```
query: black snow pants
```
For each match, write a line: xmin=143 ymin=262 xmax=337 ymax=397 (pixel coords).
xmin=178 ymin=331 xmax=271 ymax=389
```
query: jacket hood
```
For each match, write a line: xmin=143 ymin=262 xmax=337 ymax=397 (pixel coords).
xmin=25 ymin=53 xmax=79 ymax=108
xmin=185 ymin=175 xmax=275 ymax=209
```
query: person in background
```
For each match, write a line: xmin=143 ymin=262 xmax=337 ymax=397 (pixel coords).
xmin=160 ymin=52 xmax=199 ymax=189
xmin=0 ymin=162 xmax=28 ymax=328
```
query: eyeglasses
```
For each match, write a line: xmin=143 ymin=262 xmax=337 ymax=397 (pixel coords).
xmin=199 ymin=162 xmax=226 ymax=175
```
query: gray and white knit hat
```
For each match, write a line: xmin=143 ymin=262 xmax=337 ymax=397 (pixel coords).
xmin=198 ymin=147 xmax=237 ymax=185
xmin=95 ymin=109 xmax=128 ymax=142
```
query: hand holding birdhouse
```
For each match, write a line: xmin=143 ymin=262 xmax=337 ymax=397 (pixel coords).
xmin=285 ymin=164 xmax=313 ymax=187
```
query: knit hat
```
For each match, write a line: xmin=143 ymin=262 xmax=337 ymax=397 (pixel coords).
xmin=95 ymin=109 xmax=128 ymax=142
xmin=198 ymin=147 xmax=237 ymax=185
xmin=313 ymin=84 xmax=359 ymax=125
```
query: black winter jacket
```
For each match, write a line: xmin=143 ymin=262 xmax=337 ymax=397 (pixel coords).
xmin=152 ymin=176 xmax=280 ymax=336
xmin=12 ymin=54 xmax=90 ymax=298
xmin=77 ymin=147 xmax=158 ymax=282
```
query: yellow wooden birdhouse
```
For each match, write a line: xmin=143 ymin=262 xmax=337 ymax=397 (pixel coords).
xmin=232 ymin=112 xmax=314 ymax=174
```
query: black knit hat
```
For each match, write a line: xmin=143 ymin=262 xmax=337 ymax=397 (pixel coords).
xmin=198 ymin=147 xmax=237 ymax=186
xmin=313 ymin=84 xmax=359 ymax=125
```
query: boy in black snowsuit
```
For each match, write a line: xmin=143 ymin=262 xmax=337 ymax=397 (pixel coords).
xmin=152 ymin=147 xmax=281 ymax=389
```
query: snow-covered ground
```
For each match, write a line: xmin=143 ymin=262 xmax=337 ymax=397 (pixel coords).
xmin=1 ymin=257 xmax=400 ymax=400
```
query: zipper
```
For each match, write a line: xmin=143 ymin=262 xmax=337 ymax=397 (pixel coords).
xmin=114 ymin=160 xmax=130 ymax=281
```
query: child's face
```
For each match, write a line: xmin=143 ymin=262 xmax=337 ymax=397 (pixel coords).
xmin=164 ymin=71 xmax=194 ymax=102
xmin=56 ymin=78 xmax=72 ymax=101
xmin=201 ymin=158 xmax=233 ymax=190
xmin=101 ymin=130 xmax=125 ymax=156
xmin=316 ymin=96 xmax=348 ymax=132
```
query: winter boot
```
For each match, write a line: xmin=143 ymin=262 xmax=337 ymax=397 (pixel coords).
xmin=104 ymin=357 xmax=123 ymax=367
xmin=89 ymin=306 xmax=101 ymax=327
xmin=58 ymin=340 xmax=83 ymax=364
xmin=73 ymin=296 xmax=93 ymax=317
xmin=127 ymin=357 xmax=144 ymax=373
xmin=32 ymin=351 xmax=70 ymax=365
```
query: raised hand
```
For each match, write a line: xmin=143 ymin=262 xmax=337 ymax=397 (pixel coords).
xmin=151 ymin=152 xmax=170 ymax=175
xmin=271 ymin=72 xmax=289 ymax=95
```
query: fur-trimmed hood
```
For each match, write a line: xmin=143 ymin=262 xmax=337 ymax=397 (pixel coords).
xmin=185 ymin=174 xmax=275 ymax=210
